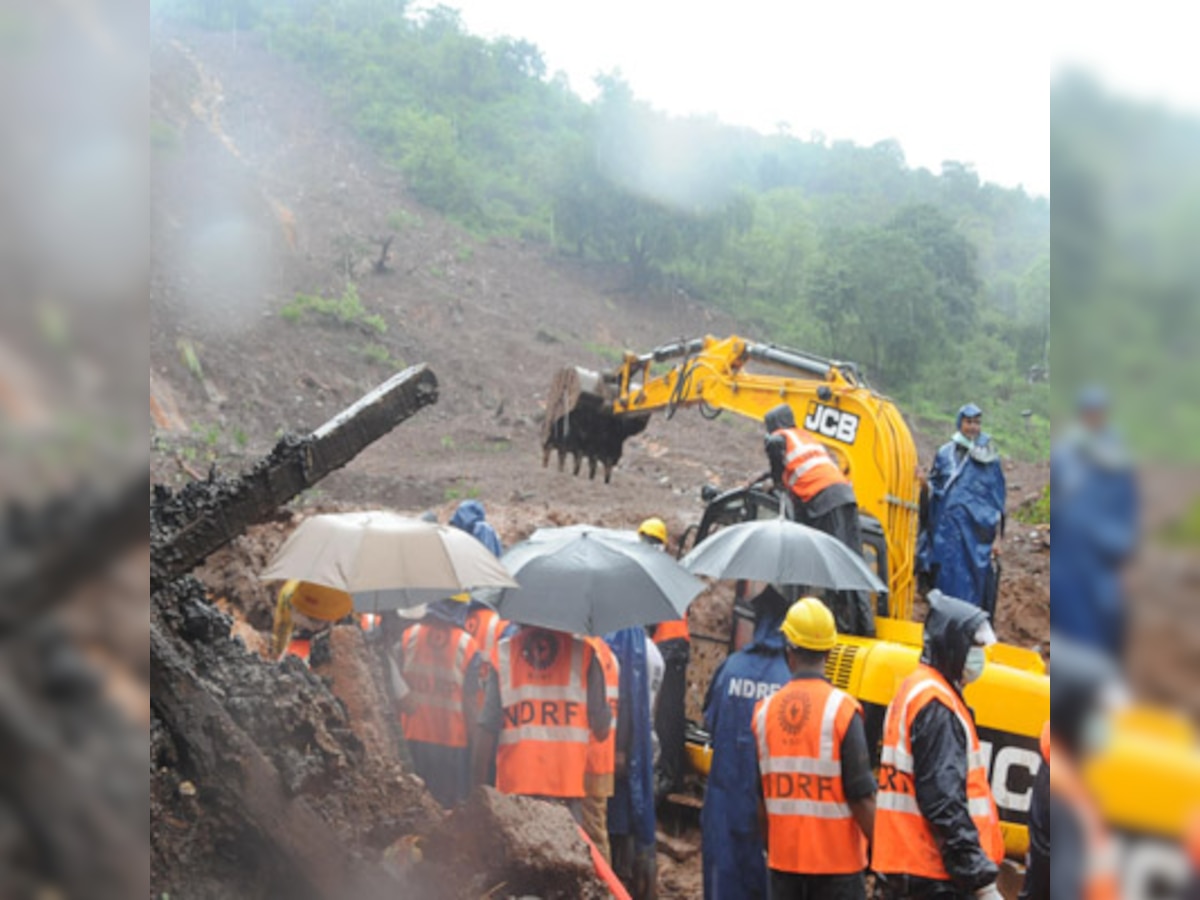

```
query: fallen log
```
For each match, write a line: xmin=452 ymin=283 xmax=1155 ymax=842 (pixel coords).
xmin=151 ymin=364 xmax=438 ymax=592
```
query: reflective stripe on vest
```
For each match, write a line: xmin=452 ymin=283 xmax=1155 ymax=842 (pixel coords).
xmin=872 ymin=665 xmax=1005 ymax=881
xmin=774 ymin=428 xmax=847 ymax=501
xmin=586 ymin=637 xmax=620 ymax=780
xmin=752 ymin=679 xmax=868 ymax=874
xmin=494 ymin=630 xmax=593 ymax=798
xmin=399 ymin=623 xmax=476 ymax=748
xmin=1049 ymin=743 xmax=1119 ymax=900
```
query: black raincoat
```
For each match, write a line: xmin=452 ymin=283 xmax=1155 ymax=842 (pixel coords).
xmin=904 ymin=591 xmax=998 ymax=896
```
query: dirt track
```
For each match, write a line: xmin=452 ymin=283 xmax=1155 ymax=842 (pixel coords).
xmin=150 ymin=25 xmax=1050 ymax=899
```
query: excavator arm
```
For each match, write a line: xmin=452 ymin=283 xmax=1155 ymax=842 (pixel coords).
xmin=542 ymin=334 xmax=921 ymax=617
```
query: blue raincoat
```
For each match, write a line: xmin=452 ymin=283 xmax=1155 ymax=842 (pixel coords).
xmin=700 ymin=600 xmax=791 ymax=900
xmin=918 ymin=415 xmax=1006 ymax=607
xmin=449 ymin=500 xmax=503 ymax=557
xmin=606 ymin=627 xmax=656 ymax=850
xmin=1049 ymin=426 xmax=1138 ymax=658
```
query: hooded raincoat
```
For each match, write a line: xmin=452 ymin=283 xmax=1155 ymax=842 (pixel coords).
xmin=901 ymin=591 xmax=1000 ymax=894
xmin=700 ymin=588 xmax=792 ymax=900
xmin=449 ymin=500 xmax=503 ymax=558
xmin=606 ymin=627 xmax=656 ymax=851
xmin=1049 ymin=426 xmax=1137 ymax=659
xmin=918 ymin=407 xmax=1006 ymax=608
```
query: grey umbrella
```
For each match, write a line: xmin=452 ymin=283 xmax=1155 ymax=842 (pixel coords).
xmin=679 ymin=518 xmax=886 ymax=593
xmin=488 ymin=526 xmax=705 ymax=636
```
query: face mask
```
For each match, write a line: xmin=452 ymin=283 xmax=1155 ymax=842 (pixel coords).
xmin=962 ymin=646 xmax=986 ymax=684
xmin=1080 ymin=710 xmax=1113 ymax=755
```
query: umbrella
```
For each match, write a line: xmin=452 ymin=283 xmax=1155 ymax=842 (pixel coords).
xmin=679 ymin=518 xmax=886 ymax=594
xmin=487 ymin=526 xmax=705 ymax=636
xmin=260 ymin=510 xmax=518 ymax=612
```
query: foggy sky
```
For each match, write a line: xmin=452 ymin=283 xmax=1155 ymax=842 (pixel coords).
xmin=421 ymin=0 xmax=1051 ymax=196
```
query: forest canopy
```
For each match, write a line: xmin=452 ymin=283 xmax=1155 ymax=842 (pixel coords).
xmin=154 ymin=0 xmax=1050 ymax=457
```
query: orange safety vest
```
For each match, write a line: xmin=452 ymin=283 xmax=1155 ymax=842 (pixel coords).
xmin=465 ymin=606 xmax=508 ymax=710
xmin=493 ymin=629 xmax=594 ymax=798
xmin=585 ymin=637 xmax=620 ymax=786
xmin=398 ymin=622 xmax=479 ymax=749
xmin=652 ymin=618 xmax=690 ymax=644
xmin=752 ymin=677 xmax=868 ymax=874
xmin=1047 ymin=728 xmax=1119 ymax=900
xmin=286 ymin=637 xmax=311 ymax=663
xmin=772 ymin=427 xmax=848 ymax=502
xmin=873 ymin=664 xmax=1004 ymax=881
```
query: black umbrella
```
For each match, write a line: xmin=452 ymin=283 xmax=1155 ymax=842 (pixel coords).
xmin=680 ymin=518 xmax=886 ymax=593
xmin=488 ymin=526 xmax=705 ymax=636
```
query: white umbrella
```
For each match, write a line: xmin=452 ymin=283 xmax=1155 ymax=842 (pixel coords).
xmin=260 ymin=510 xmax=518 ymax=612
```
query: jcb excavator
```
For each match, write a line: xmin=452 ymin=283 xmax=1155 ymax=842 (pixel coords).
xmin=543 ymin=335 xmax=1200 ymax=892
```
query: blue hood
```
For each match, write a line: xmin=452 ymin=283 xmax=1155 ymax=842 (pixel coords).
xmin=450 ymin=500 xmax=488 ymax=532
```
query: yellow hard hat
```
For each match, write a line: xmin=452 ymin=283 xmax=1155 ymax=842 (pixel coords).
xmin=448 ymin=592 xmax=471 ymax=603
xmin=280 ymin=579 xmax=354 ymax=622
xmin=780 ymin=597 xmax=837 ymax=651
xmin=637 ymin=517 xmax=668 ymax=545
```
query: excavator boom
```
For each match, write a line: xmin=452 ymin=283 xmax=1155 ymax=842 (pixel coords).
xmin=543 ymin=335 xmax=920 ymax=616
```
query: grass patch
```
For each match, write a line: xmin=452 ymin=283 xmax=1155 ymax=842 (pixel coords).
xmin=443 ymin=483 xmax=480 ymax=502
xmin=151 ymin=119 xmax=180 ymax=152
xmin=280 ymin=283 xmax=386 ymax=334
xmin=176 ymin=338 xmax=204 ymax=381
xmin=1015 ymin=484 xmax=1050 ymax=525
xmin=1160 ymin=497 xmax=1200 ymax=546
xmin=583 ymin=340 xmax=624 ymax=365
xmin=361 ymin=342 xmax=401 ymax=368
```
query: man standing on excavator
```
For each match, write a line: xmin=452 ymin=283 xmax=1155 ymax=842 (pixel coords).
xmin=763 ymin=403 xmax=875 ymax=637
xmin=918 ymin=403 xmax=1006 ymax=614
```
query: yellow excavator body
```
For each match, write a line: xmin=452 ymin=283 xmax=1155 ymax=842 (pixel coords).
xmin=544 ymin=334 xmax=1200 ymax=883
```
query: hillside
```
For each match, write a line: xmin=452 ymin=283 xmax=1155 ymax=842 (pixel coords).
xmin=150 ymin=24 xmax=1049 ymax=899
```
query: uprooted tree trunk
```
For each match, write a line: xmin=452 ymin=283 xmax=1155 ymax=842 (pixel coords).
xmin=147 ymin=365 xmax=442 ymax=899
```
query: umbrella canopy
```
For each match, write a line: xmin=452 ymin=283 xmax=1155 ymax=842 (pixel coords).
xmin=680 ymin=518 xmax=886 ymax=593
xmin=260 ymin=510 xmax=518 ymax=612
xmin=489 ymin=526 xmax=704 ymax=636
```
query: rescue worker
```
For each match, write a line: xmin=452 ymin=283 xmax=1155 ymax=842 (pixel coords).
xmin=872 ymin=590 xmax=1005 ymax=898
xmin=1050 ymin=386 xmax=1138 ymax=660
xmin=583 ymin=635 xmax=621 ymax=862
xmin=638 ymin=516 xmax=691 ymax=803
xmin=763 ymin=403 xmax=875 ymax=638
xmin=389 ymin=594 xmax=483 ymax=808
xmin=458 ymin=593 xmax=515 ymax=785
xmin=472 ymin=624 xmax=611 ymax=822
xmin=1040 ymin=635 xmax=1123 ymax=899
xmin=701 ymin=584 xmax=793 ymax=900
xmin=606 ymin=625 xmax=658 ymax=899
xmin=917 ymin=403 xmax=1006 ymax=613
xmin=449 ymin=499 xmax=503 ymax=557
xmin=1017 ymin=723 xmax=1049 ymax=900
xmin=751 ymin=597 xmax=876 ymax=899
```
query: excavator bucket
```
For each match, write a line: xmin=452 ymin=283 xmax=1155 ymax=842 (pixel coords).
xmin=542 ymin=367 xmax=649 ymax=483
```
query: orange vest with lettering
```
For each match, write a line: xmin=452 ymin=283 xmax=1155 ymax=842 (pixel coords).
xmin=653 ymin=618 xmax=690 ymax=644
xmin=494 ymin=629 xmax=594 ymax=798
xmin=398 ymin=622 xmax=478 ymax=749
xmin=752 ymin=677 xmax=868 ymax=874
xmin=772 ymin=428 xmax=848 ymax=502
xmin=872 ymin=664 xmax=1004 ymax=880
xmin=1047 ymin=728 xmax=1118 ymax=900
xmin=585 ymin=637 xmax=620 ymax=787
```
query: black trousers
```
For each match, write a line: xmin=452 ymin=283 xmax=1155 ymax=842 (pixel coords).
xmin=653 ymin=637 xmax=689 ymax=802
xmin=768 ymin=869 xmax=866 ymax=900
xmin=804 ymin=502 xmax=876 ymax=638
